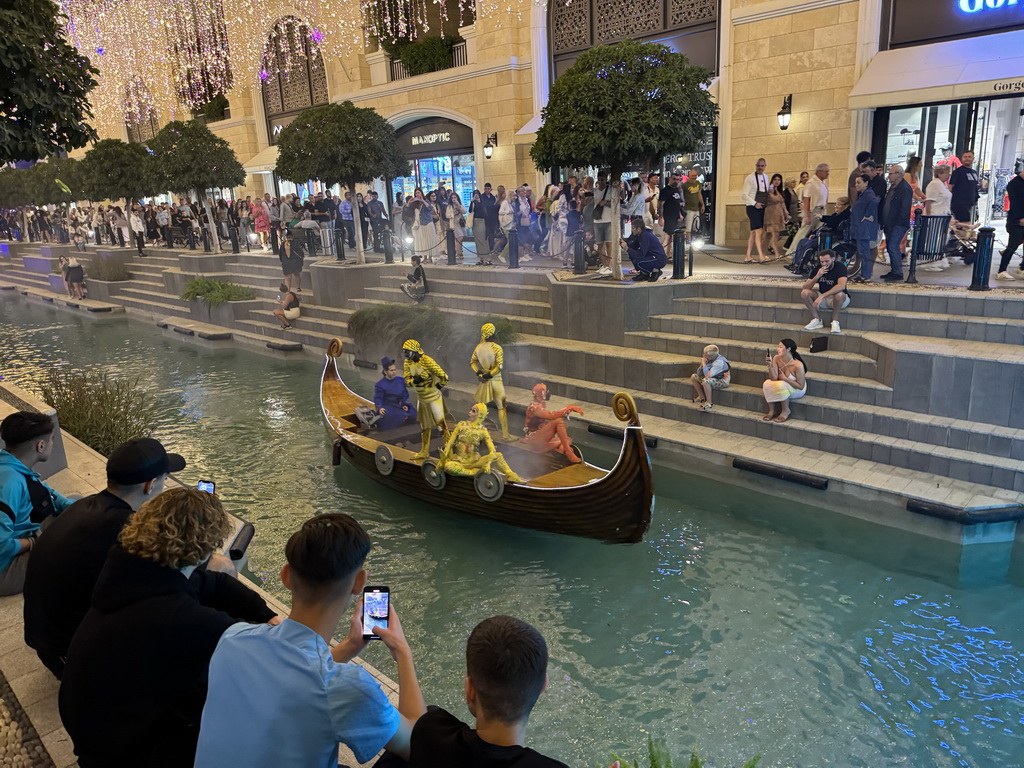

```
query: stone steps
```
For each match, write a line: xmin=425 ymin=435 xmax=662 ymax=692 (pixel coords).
xmin=362 ymin=285 xmax=552 ymax=320
xmin=507 ymin=369 xmax=1023 ymax=493
xmin=379 ymin=274 xmax=551 ymax=304
xmin=409 ymin=264 xmax=552 ymax=286
xmin=348 ymin=297 xmax=556 ymax=337
xmin=649 ymin=313 xmax=870 ymax=355
xmin=234 ymin=317 xmax=346 ymax=353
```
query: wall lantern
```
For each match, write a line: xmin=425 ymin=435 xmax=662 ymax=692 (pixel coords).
xmin=483 ymin=132 xmax=498 ymax=159
xmin=777 ymin=95 xmax=792 ymax=131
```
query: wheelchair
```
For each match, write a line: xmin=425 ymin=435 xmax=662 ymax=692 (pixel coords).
xmin=787 ymin=223 xmax=860 ymax=279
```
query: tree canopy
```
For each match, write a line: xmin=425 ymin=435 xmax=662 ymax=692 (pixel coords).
xmin=148 ymin=119 xmax=245 ymax=196
xmin=275 ymin=101 xmax=410 ymax=190
xmin=0 ymin=0 xmax=98 ymax=164
xmin=0 ymin=157 xmax=85 ymax=207
xmin=80 ymin=139 xmax=162 ymax=204
xmin=531 ymin=40 xmax=718 ymax=178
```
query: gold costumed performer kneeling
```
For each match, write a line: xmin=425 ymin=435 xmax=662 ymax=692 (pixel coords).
xmin=521 ymin=383 xmax=584 ymax=463
xmin=470 ymin=322 xmax=512 ymax=439
xmin=438 ymin=403 xmax=523 ymax=482
xmin=403 ymin=339 xmax=451 ymax=459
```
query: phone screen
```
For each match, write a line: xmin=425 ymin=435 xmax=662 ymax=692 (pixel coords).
xmin=197 ymin=480 xmax=216 ymax=494
xmin=362 ymin=586 xmax=390 ymax=639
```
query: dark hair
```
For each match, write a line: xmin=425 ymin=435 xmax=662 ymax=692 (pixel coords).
xmin=770 ymin=173 xmax=783 ymax=188
xmin=0 ymin=411 xmax=55 ymax=448
xmin=863 ymin=161 xmax=877 ymax=171
xmin=857 ymin=174 xmax=871 ymax=185
xmin=780 ymin=338 xmax=807 ymax=372
xmin=906 ymin=155 xmax=922 ymax=176
xmin=856 ymin=150 xmax=873 ymax=164
xmin=466 ymin=616 xmax=547 ymax=724
xmin=285 ymin=513 xmax=371 ymax=596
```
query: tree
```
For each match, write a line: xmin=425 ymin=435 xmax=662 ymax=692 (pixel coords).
xmin=531 ymin=40 xmax=718 ymax=278
xmin=0 ymin=0 xmax=98 ymax=164
xmin=80 ymin=139 xmax=162 ymax=208
xmin=149 ymin=120 xmax=245 ymax=250
xmin=276 ymin=101 xmax=410 ymax=262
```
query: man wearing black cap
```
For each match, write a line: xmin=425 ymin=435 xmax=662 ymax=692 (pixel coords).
xmin=22 ymin=437 xmax=185 ymax=678
xmin=0 ymin=411 xmax=73 ymax=596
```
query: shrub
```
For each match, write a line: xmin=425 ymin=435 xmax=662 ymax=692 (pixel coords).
xmin=397 ymin=36 xmax=461 ymax=77
xmin=181 ymin=277 xmax=256 ymax=307
xmin=197 ymin=94 xmax=229 ymax=123
xmin=88 ymin=256 xmax=131 ymax=281
xmin=39 ymin=369 xmax=157 ymax=456
xmin=348 ymin=304 xmax=518 ymax=369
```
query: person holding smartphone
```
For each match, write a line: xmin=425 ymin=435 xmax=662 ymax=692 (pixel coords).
xmin=194 ymin=513 xmax=426 ymax=767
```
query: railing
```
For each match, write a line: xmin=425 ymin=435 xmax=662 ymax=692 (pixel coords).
xmin=388 ymin=41 xmax=468 ymax=82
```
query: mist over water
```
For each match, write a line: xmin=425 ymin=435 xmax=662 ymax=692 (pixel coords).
xmin=2 ymin=295 xmax=1022 ymax=767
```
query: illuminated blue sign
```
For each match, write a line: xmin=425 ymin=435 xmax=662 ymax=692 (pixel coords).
xmin=959 ymin=0 xmax=1019 ymax=12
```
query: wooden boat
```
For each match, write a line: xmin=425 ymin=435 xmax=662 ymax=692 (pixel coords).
xmin=320 ymin=339 xmax=653 ymax=543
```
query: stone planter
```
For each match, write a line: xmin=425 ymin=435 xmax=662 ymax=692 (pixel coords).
xmin=85 ymin=278 xmax=128 ymax=302
xmin=47 ymin=273 xmax=67 ymax=293
xmin=189 ymin=299 xmax=263 ymax=328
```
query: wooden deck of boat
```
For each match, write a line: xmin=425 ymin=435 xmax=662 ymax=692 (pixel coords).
xmin=524 ymin=463 xmax=605 ymax=488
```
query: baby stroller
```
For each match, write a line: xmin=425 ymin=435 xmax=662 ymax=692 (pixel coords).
xmin=787 ymin=223 xmax=860 ymax=279
xmin=945 ymin=220 xmax=979 ymax=265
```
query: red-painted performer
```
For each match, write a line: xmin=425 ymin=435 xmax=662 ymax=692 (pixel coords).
xmin=520 ymin=383 xmax=583 ymax=464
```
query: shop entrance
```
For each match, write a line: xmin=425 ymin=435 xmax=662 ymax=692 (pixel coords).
xmin=392 ymin=118 xmax=477 ymax=208
xmin=877 ymin=95 xmax=1024 ymax=243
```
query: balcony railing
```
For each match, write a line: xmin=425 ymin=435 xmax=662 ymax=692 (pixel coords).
xmin=388 ymin=41 xmax=468 ymax=82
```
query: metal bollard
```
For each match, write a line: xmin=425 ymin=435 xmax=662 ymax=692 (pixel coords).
xmin=271 ymin=226 xmax=280 ymax=256
xmin=229 ymin=226 xmax=240 ymax=254
xmin=573 ymin=229 xmax=586 ymax=274
xmin=671 ymin=229 xmax=686 ymax=279
xmin=508 ymin=228 xmax=520 ymax=269
xmin=969 ymin=227 xmax=996 ymax=292
xmin=382 ymin=227 xmax=394 ymax=264
xmin=187 ymin=227 xmax=197 ymax=250
xmin=306 ymin=229 xmax=317 ymax=259
xmin=446 ymin=229 xmax=457 ymax=265
xmin=906 ymin=217 xmax=922 ymax=285
xmin=202 ymin=227 xmax=212 ymax=253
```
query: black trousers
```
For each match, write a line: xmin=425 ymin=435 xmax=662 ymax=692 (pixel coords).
xmin=998 ymin=224 xmax=1024 ymax=272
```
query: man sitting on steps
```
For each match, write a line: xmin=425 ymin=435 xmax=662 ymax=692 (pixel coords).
xmin=800 ymin=249 xmax=849 ymax=335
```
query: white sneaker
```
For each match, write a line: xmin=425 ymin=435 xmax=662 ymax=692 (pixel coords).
xmin=922 ymin=264 xmax=944 ymax=271
xmin=831 ymin=321 xmax=841 ymax=334
xmin=996 ymin=271 xmax=1016 ymax=281
xmin=804 ymin=318 xmax=824 ymax=331
xmin=597 ymin=267 xmax=613 ymax=275
xmin=520 ymin=254 xmax=533 ymax=262
xmin=1015 ymin=266 xmax=1024 ymax=278
xmin=497 ymin=253 xmax=507 ymax=264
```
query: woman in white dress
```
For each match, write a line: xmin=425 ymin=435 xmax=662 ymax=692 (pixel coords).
xmin=922 ymin=164 xmax=953 ymax=272
xmin=411 ymin=199 xmax=439 ymax=262
xmin=762 ymin=338 xmax=807 ymax=423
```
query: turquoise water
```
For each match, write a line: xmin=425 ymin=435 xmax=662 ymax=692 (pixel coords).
xmin=2 ymin=294 xmax=1023 ymax=768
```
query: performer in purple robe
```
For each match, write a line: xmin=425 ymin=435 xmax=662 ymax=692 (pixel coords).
xmin=374 ymin=356 xmax=417 ymax=431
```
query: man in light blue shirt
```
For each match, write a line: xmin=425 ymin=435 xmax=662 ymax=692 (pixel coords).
xmin=194 ymin=513 xmax=426 ymax=767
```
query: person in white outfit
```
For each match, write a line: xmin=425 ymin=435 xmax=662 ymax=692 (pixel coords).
xmin=923 ymin=165 xmax=953 ymax=272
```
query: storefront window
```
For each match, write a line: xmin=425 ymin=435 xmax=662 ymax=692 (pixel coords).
xmin=391 ymin=154 xmax=477 ymax=205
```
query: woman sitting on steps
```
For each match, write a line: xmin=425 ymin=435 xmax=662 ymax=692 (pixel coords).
xmin=763 ymin=338 xmax=807 ymax=423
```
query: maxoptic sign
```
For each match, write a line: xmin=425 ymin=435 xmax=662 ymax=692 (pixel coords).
xmin=958 ymin=0 xmax=1018 ymax=11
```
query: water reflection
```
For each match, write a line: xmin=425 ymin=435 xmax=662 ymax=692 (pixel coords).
xmin=2 ymin=295 xmax=1023 ymax=767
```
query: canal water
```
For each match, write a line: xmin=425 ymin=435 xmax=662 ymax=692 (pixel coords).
xmin=1 ymin=294 xmax=1022 ymax=768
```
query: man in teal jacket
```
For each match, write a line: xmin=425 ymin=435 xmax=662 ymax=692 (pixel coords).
xmin=0 ymin=411 xmax=73 ymax=595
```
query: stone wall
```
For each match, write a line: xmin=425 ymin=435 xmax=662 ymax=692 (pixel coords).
xmin=724 ymin=0 xmax=861 ymax=244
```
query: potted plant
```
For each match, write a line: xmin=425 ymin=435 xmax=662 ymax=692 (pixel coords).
xmin=181 ymin=277 xmax=259 ymax=327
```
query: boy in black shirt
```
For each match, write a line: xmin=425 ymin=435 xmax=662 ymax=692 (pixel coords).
xmin=800 ymin=249 xmax=849 ymax=334
xmin=384 ymin=615 xmax=569 ymax=768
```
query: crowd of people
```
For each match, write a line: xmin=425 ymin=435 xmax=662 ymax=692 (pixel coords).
xmin=0 ymin=411 xmax=579 ymax=767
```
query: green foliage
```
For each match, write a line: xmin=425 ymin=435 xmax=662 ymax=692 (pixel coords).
xmin=80 ymin=139 xmax=161 ymax=205
xmin=88 ymin=256 xmax=131 ymax=282
xmin=0 ymin=0 xmax=98 ymax=164
xmin=397 ymin=36 xmax=461 ymax=77
xmin=0 ymin=157 xmax=85 ymax=207
xmin=148 ymin=120 xmax=245 ymax=197
xmin=608 ymin=738 xmax=761 ymax=768
xmin=197 ymin=94 xmax=229 ymax=123
xmin=275 ymin=102 xmax=410 ymax=190
xmin=39 ymin=369 xmax=157 ymax=456
xmin=181 ymin=277 xmax=256 ymax=307
xmin=531 ymin=40 xmax=718 ymax=178
xmin=348 ymin=303 xmax=518 ymax=371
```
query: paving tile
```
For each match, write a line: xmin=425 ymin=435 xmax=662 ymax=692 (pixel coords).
xmin=24 ymin=693 xmax=63 ymax=738
xmin=9 ymin=667 xmax=59 ymax=708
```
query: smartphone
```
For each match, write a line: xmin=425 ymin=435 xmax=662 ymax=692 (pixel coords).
xmin=362 ymin=586 xmax=390 ymax=639
xmin=197 ymin=480 xmax=216 ymax=494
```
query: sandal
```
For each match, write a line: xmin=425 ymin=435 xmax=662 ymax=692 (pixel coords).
xmin=762 ymin=414 xmax=774 ymax=421
xmin=774 ymin=415 xmax=790 ymax=423
xmin=692 ymin=396 xmax=706 ymax=404
xmin=280 ymin=324 xmax=292 ymax=330
xmin=701 ymin=402 xmax=713 ymax=411
xmin=743 ymin=258 xmax=756 ymax=263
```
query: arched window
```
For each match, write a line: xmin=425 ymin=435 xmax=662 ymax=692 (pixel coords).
xmin=549 ymin=0 xmax=716 ymax=78
xmin=262 ymin=17 xmax=329 ymax=143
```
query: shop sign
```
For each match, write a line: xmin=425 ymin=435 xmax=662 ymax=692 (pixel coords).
xmin=411 ymin=132 xmax=452 ymax=146
xmin=395 ymin=118 xmax=474 ymax=157
xmin=268 ymin=114 xmax=297 ymax=145
xmin=993 ymin=78 xmax=1024 ymax=94
xmin=891 ymin=0 xmax=1024 ymax=47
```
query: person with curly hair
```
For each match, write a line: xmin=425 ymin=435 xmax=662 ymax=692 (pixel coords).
xmin=58 ymin=488 xmax=278 ymax=768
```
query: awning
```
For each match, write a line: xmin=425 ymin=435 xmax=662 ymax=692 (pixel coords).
xmin=849 ymin=30 xmax=1024 ymax=110
xmin=243 ymin=144 xmax=278 ymax=174
xmin=515 ymin=112 xmax=544 ymax=137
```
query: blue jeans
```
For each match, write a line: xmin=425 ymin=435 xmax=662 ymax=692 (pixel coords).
xmin=856 ymin=238 xmax=873 ymax=279
xmin=884 ymin=225 xmax=908 ymax=277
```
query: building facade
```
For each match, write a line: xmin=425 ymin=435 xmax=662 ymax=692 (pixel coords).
xmin=88 ymin=0 xmax=1023 ymax=245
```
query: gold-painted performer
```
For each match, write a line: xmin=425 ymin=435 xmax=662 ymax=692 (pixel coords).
xmin=470 ymin=323 xmax=512 ymax=439
xmin=403 ymin=339 xmax=451 ymax=459
xmin=438 ymin=403 xmax=523 ymax=482
xmin=521 ymin=383 xmax=584 ymax=463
